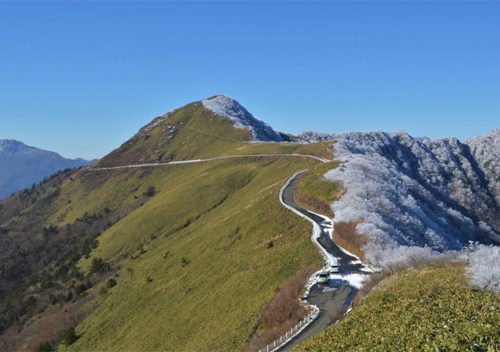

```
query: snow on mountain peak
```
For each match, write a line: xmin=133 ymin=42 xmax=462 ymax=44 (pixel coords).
xmin=202 ymin=95 xmax=283 ymax=142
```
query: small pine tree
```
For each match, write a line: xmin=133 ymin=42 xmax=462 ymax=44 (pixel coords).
xmin=36 ymin=342 xmax=52 ymax=352
xmin=61 ymin=326 xmax=78 ymax=345
xmin=107 ymin=278 xmax=117 ymax=288
xmin=89 ymin=257 xmax=109 ymax=275
xmin=143 ymin=186 xmax=157 ymax=197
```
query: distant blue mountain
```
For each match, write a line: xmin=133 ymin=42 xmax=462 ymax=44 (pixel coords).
xmin=0 ymin=139 xmax=95 ymax=199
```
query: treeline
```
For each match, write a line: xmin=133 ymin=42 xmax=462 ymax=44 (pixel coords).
xmin=0 ymin=210 xmax=115 ymax=336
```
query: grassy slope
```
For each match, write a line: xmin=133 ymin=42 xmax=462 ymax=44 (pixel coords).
xmin=1 ymin=98 xmax=340 ymax=351
xmin=60 ymin=156 xmax=323 ymax=351
xmin=295 ymin=160 xmax=343 ymax=217
xmin=294 ymin=266 xmax=500 ymax=352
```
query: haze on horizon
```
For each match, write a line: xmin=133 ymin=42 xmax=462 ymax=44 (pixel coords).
xmin=1 ymin=1 xmax=499 ymax=160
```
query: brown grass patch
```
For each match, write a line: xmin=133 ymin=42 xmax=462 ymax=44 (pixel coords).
xmin=332 ymin=222 xmax=367 ymax=261
xmin=243 ymin=267 xmax=317 ymax=352
xmin=294 ymin=192 xmax=334 ymax=218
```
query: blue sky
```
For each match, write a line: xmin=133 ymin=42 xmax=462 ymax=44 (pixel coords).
xmin=1 ymin=1 xmax=499 ymax=160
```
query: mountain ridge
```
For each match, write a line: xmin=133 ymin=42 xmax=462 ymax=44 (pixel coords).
xmin=0 ymin=139 xmax=94 ymax=199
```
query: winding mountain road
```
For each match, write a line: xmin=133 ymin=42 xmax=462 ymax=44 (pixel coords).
xmin=87 ymin=154 xmax=369 ymax=350
xmin=277 ymin=171 xmax=369 ymax=351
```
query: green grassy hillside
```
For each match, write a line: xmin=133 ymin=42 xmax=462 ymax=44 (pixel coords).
xmin=61 ymin=156 xmax=323 ymax=351
xmin=0 ymin=97 xmax=337 ymax=351
xmin=294 ymin=266 xmax=500 ymax=352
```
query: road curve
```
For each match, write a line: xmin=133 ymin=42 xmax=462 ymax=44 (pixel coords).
xmin=277 ymin=171 xmax=367 ymax=351
xmin=280 ymin=171 xmax=365 ymax=272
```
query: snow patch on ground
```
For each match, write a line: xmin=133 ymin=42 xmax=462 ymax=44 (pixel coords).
xmin=202 ymin=95 xmax=284 ymax=142
xmin=331 ymin=273 xmax=369 ymax=289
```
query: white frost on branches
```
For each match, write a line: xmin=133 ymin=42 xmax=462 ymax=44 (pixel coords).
xmin=466 ymin=129 xmax=500 ymax=207
xmin=323 ymin=130 xmax=500 ymax=254
xmin=466 ymin=244 xmax=500 ymax=293
xmin=364 ymin=242 xmax=464 ymax=272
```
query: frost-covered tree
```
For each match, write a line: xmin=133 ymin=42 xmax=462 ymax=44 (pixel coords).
xmin=466 ymin=244 xmax=500 ymax=293
xmin=320 ymin=130 xmax=500 ymax=254
xmin=364 ymin=242 xmax=463 ymax=272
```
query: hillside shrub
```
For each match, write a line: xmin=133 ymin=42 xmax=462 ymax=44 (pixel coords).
xmin=107 ymin=278 xmax=117 ymax=289
xmin=143 ymin=186 xmax=156 ymax=197
xmin=61 ymin=326 xmax=78 ymax=345
xmin=36 ymin=342 xmax=52 ymax=352
xmin=89 ymin=258 xmax=110 ymax=275
xmin=181 ymin=257 xmax=190 ymax=267
xmin=244 ymin=268 xmax=314 ymax=352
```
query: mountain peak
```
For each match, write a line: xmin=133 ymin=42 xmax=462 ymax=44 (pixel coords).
xmin=0 ymin=139 xmax=31 ymax=156
xmin=0 ymin=139 xmax=93 ymax=199
xmin=201 ymin=95 xmax=283 ymax=142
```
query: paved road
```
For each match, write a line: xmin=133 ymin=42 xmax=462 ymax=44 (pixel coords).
xmin=278 ymin=171 xmax=366 ymax=351
xmin=87 ymin=153 xmax=329 ymax=171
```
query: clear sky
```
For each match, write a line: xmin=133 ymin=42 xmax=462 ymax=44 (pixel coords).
xmin=1 ymin=1 xmax=499 ymax=160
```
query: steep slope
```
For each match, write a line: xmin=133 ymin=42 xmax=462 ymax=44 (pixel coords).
xmin=0 ymin=96 xmax=332 ymax=351
xmin=0 ymin=140 xmax=93 ymax=199
xmin=59 ymin=157 xmax=322 ymax=352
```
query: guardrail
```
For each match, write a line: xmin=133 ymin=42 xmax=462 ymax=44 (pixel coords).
xmin=258 ymin=305 xmax=320 ymax=352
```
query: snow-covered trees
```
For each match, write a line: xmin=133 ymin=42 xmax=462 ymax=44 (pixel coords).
xmin=301 ymin=128 xmax=500 ymax=290
xmin=466 ymin=129 xmax=500 ymax=209
xmin=322 ymin=130 xmax=500 ymax=254
xmin=466 ymin=244 xmax=500 ymax=293
xmin=364 ymin=242 xmax=464 ymax=273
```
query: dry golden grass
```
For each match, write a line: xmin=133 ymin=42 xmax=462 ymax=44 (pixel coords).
xmin=243 ymin=266 xmax=319 ymax=352
xmin=332 ymin=221 xmax=367 ymax=260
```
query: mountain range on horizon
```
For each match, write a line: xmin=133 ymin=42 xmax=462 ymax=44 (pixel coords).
xmin=0 ymin=139 xmax=95 ymax=199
